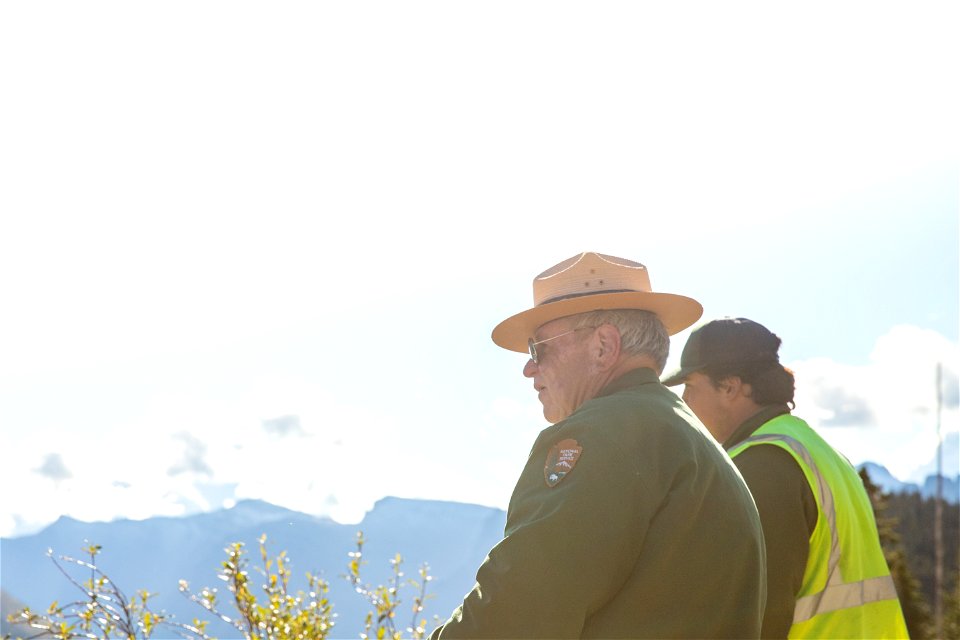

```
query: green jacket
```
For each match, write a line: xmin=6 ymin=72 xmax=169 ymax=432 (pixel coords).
xmin=431 ymin=368 xmax=767 ymax=639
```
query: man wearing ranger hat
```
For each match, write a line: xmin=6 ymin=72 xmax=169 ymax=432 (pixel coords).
xmin=430 ymin=253 xmax=767 ymax=639
xmin=663 ymin=317 xmax=908 ymax=639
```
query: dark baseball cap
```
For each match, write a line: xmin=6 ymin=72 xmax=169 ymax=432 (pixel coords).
xmin=662 ymin=317 xmax=781 ymax=387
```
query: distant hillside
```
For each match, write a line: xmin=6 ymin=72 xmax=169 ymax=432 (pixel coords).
xmin=883 ymin=490 xmax=960 ymax=612
xmin=1 ymin=588 xmax=31 ymax=638
xmin=1 ymin=497 xmax=506 ymax=639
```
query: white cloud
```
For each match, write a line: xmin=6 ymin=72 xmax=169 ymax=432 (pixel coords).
xmin=790 ymin=325 xmax=959 ymax=482
xmin=261 ymin=415 xmax=304 ymax=437
xmin=34 ymin=453 xmax=73 ymax=483
xmin=167 ymin=433 xmax=215 ymax=478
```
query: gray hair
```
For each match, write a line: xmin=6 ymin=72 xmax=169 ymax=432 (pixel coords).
xmin=572 ymin=309 xmax=670 ymax=373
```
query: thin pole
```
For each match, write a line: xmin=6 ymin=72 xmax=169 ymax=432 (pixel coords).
xmin=934 ymin=362 xmax=943 ymax=638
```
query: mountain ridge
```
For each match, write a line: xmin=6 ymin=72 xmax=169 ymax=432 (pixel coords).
xmin=3 ymin=467 xmax=956 ymax=638
xmin=857 ymin=462 xmax=959 ymax=502
xmin=2 ymin=496 xmax=506 ymax=639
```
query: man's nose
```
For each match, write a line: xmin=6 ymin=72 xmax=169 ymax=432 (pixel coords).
xmin=523 ymin=358 xmax=537 ymax=378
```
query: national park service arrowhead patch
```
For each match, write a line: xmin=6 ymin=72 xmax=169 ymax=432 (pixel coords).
xmin=544 ymin=438 xmax=583 ymax=487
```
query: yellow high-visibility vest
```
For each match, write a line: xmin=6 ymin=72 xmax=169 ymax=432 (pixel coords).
xmin=728 ymin=414 xmax=909 ymax=639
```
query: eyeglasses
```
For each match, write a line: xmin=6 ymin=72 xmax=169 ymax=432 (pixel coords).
xmin=528 ymin=326 xmax=596 ymax=364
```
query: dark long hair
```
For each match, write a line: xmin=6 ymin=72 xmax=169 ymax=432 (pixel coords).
xmin=703 ymin=357 xmax=796 ymax=409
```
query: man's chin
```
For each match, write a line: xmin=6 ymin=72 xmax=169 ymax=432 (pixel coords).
xmin=542 ymin=407 xmax=564 ymax=424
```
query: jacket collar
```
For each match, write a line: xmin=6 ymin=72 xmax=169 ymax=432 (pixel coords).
xmin=723 ymin=403 xmax=791 ymax=450
xmin=595 ymin=367 xmax=661 ymax=399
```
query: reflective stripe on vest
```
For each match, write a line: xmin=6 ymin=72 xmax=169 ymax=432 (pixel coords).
xmin=736 ymin=433 xmax=899 ymax=624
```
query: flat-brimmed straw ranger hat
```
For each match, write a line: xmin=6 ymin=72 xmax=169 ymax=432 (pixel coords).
xmin=492 ymin=252 xmax=703 ymax=354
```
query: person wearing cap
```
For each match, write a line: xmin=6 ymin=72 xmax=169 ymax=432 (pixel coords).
xmin=662 ymin=318 xmax=908 ymax=639
xmin=430 ymin=253 xmax=766 ymax=639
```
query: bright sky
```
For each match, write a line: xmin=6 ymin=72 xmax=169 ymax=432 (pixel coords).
xmin=1 ymin=1 xmax=957 ymax=538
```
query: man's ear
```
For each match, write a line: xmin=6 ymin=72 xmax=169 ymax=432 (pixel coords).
xmin=594 ymin=324 xmax=621 ymax=368
xmin=718 ymin=376 xmax=746 ymax=400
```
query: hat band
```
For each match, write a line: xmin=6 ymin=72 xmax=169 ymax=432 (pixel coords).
xmin=539 ymin=288 xmax=636 ymax=306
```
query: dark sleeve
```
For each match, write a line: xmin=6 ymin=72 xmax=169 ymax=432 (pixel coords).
xmin=734 ymin=445 xmax=818 ymax=639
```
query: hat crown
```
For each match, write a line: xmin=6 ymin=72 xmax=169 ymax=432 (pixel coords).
xmin=491 ymin=251 xmax=703 ymax=353
xmin=662 ymin=317 xmax=780 ymax=386
xmin=682 ymin=318 xmax=781 ymax=368
xmin=533 ymin=252 xmax=652 ymax=307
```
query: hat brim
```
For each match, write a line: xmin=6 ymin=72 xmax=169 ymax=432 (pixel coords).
xmin=491 ymin=291 xmax=703 ymax=354
xmin=661 ymin=363 xmax=706 ymax=387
